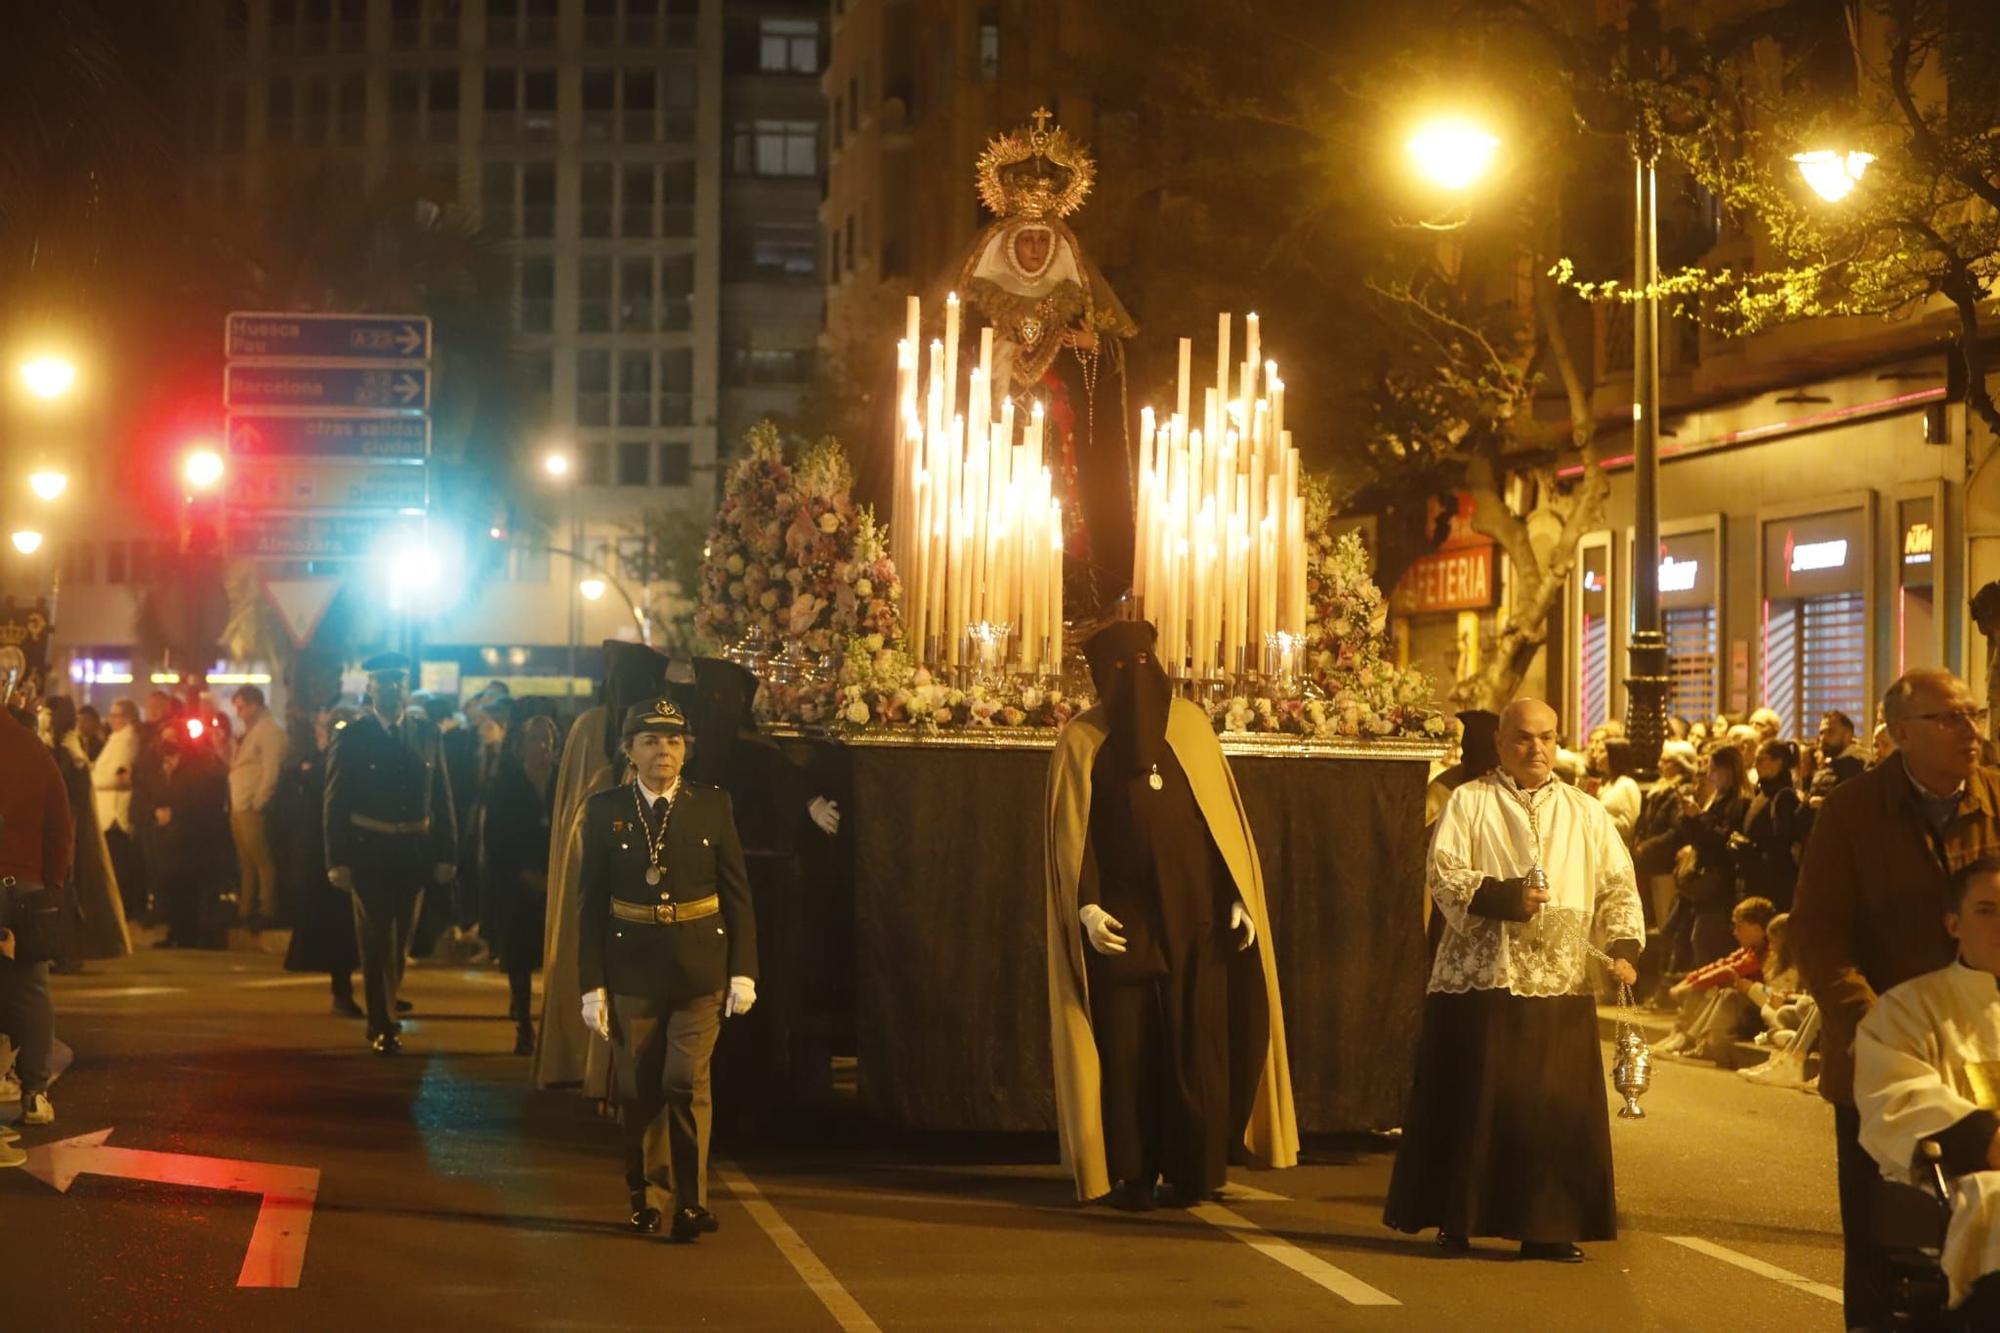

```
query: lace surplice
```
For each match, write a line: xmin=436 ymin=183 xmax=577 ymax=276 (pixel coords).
xmin=1426 ymin=772 xmax=1645 ymax=998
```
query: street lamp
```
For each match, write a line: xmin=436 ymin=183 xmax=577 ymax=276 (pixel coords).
xmin=542 ymin=450 xmax=572 ymax=479
xmin=28 ymin=470 xmax=68 ymax=502
xmin=11 ymin=530 xmax=44 ymax=556
xmin=183 ymin=447 xmax=226 ymax=492
xmin=579 ymin=576 xmax=607 ymax=601
xmin=1792 ymin=149 xmax=1874 ymax=203
xmin=18 ymin=355 xmax=77 ymax=401
xmin=542 ymin=447 xmax=582 ymax=696
xmin=1405 ymin=116 xmax=1501 ymax=192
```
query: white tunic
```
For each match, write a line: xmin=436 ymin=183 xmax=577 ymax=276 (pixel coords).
xmin=1427 ymin=771 xmax=1645 ymax=998
xmin=1856 ymin=961 xmax=2000 ymax=1308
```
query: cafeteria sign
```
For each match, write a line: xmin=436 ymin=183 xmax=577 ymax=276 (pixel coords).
xmin=1396 ymin=543 xmax=1498 ymax=614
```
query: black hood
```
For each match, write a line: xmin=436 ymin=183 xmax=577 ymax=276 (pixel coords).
xmin=599 ymin=640 xmax=671 ymax=762
xmin=1084 ymin=620 xmax=1171 ymax=777
xmin=683 ymin=656 xmax=758 ymax=784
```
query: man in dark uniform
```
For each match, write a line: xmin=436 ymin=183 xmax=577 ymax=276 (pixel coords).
xmin=325 ymin=653 xmax=458 ymax=1054
xmin=577 ymin=697 xmax=758 ymax=1241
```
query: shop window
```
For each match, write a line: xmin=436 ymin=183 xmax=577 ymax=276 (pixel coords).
xmin=1664 ymin=606 xmax=1718 ymax=726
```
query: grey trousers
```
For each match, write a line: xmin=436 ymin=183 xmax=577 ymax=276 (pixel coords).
xmin=613 ymin=990 xmax=723 ymax=1212
xmin=0 ymin=956 xmax=53 ymax=1097
xmin=351 ymin=884 xmax=424 ymax=1040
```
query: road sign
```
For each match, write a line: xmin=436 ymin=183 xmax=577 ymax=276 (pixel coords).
xmin=228 ymin=460 xmax=428 ymax=512
xmin=261 ymin=578 xmax=343 ymax=649
xmin=226 ymin=413 xmax=430 ymax=460
xmin=226 ymin=364 xmax=429 ymax=413
xmin=25 ymin=1128 xmax=320 ymax=1288
xmin=227 ymin=311 xmax=431 ymax=362
xmin=226 ymin=513 xmax=416 ymax=560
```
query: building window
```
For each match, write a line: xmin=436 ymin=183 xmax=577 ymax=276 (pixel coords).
xmin=481 ymin=163 xmax=515 ymax=237
xmin=977 ymin=7 xmax=999 ymax=80
xmin=301 ymin=76 xmax=331 ymax=145
xmin=730 ymin=347 xmax=812 ymax=385
xmin=758 ymin=17 xmax=819 ymax=73
xmin=659 ymin=347 xmax=692 ymax=424
xmin=62 ymin=540 xmax=96 ymax=587
xmin=389 ymin=70 xmax=421 ymax=139
xmin=622 ymin=69 xmax=656 ymax=142
xmin=300 ymin=0 xmax=329 ymax=56
xmin=582 ymin=67 xmax=616 ymax=142
xmin=661 ymin=253 xmax=693 ymax=330
xmin=521 ymin=162 xmax=555 ymax=237
xmin=427 ymin=69 xmax=459 ymax=142
xmin=662 ymin=62 xmax=696 ymax=136
xmin=618 ymin=351 xmax=653 ymax=426
xmin=657 ymin=442 xmax=691 ymax=488
xmin=337 ymin=0 xmax=366 ymax=50
xmin=577 ymin=349 xmax=612 ymax=426
xmin=486 ymin=0 xmax=516 ymax=47
xmin=431 ymin=0 xmax=462 ymax=48
xmin=270 ymin=0 xmax=296 ymax=54
xmin=621 ymin=164 xmax=656 ymax=236
xmin=582 ymin=0 xmax=617 ymax=43
xmin=665 ymin=0 xmax=696 ymax=45
xmin=578 ymin=256 xmax=612 ymax=333
xmin=391 ymin=0 xmax=420 ymax=49
xmin=580 ymin=439 xmax=610 ymax=485
xmin=749 ymin=226 xmax=818 ymax=279
xmin=483 ymin=67 xmax=518 ymax=141
xmin=267 ymin=76 xmax=294 ymax=143
xmin=580 ymin=161 xmax=614 ymax=238
xmin=618 ymin=257 xmax=654 ymax=332
xmin=661 ymin=159 xmax=694 ymax=233
xmin=336 ymin=72 xmax=366 ymax=145
xmin=524 ymin=0 xmax=556 ymax=45
xmin=625 ymin=0 xmax=659 ymax=44
xmin=617 ymin=440 xmax=651 ymax=487
xmin=519 ymin=255 xmax=554 ymax=333
xmin=732 ymin=119 xmax=818 ymax=177
xmin=522 ymin=67 xmax=557 ymax=141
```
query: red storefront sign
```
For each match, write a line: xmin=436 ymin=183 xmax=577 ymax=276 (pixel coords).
xmin=1397 ymin=544 xmax=1498 ymax=614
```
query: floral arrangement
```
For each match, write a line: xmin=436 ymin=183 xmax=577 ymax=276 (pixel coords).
xmin=697 ymin=421 xmax=794 ymax=649
xmin=782 ymin=439 xmax=903 ymax=659
xmin=830 ymin=639 xmax=1081 ymax=732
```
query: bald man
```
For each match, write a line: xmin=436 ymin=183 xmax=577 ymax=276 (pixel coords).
xmin=1385 ymin=699 xmax=1644 ymax=1262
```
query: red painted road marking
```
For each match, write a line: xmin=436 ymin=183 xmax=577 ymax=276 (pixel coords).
xmin=23 ymin=1129 xmax=321 ymax=1288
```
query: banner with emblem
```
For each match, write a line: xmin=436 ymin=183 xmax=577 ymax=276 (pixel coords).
xmin=0 ymin=595 xmax=55 ymax=701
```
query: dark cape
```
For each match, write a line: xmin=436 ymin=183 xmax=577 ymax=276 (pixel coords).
xmin=1383 ymin=988 xmax=1618 ymax=1244
xmin=482 ymin=753 xmax=554 ymax=972
xmin=281 ymin=749 xmax=357 ymax=975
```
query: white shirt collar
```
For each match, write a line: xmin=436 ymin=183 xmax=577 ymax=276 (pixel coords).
xmin=1495 ymin=768 xmax=1558 ymax=796
xmin=636 ymin=775 xmax=680 ymax=806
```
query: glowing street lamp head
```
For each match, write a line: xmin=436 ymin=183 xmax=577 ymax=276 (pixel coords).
xmin=578 ymin=576 xmax=607 ymax=602
xmin=19 ymin=355 xmax=78 ymax=400
xmin=1406 ymin=117 xmax=1501 ymax=192
xmin=1792 ymin=149 xmax=1874 ymax=203
xmin=11 ymin=529 xmax=45 ymax=555
xmin=183 ymin=447 xmax=225 ymax=491
xmin=28 ymin=470 xmax=68 ymax=502
xmin=542 ymin=451 xmax=572 ymax=479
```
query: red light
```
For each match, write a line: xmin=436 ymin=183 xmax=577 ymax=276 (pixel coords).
xmin=185 ymin=717 xmax=206 ymax=740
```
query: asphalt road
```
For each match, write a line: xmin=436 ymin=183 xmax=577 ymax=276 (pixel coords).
xmin=3 ymin=947 xmax=1850 ymax=1331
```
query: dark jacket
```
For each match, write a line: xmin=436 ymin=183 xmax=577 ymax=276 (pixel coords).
xmin=323 ymin=710 xmax=458 ymax=876
xmin=576 ymin=780 xmax=756 ymax=1003
xmin=1737 ymin=776 xmax=1807 ymax=908
xmin=482 ymin=754 xmax=555 ymax=970
xmin=1793 ymin=754 xmax=2000 ymax=1105
xmin=158 ymin=750 xmax=235 ymax=888
xmin=0 ymin=708 xmax=71 ymax=891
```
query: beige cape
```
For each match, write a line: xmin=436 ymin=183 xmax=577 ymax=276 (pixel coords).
xmin=531 ymin=706 xmax=619 ymax=1093
xmin=1044 ymin=697 xmax=1299 ymax=1200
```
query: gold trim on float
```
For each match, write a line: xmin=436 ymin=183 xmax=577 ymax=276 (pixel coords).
xmin=764 ymin=723 xmax=1449 ymax=762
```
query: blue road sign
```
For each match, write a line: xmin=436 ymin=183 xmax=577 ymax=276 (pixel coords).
xmin=225 ymin=513 xmax=417 ymax=560
xmin=226 ymin=312 xmax=431 ymax=362
xmin=226 ymin=413 xmax=429 ymax=461
xmin=225 ymin=364 xmax=429 ymax=413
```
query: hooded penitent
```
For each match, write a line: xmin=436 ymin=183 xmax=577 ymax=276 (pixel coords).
xmin=1044 ymin=620 xmax=1297 ymax=1201
xmin=682 ymin=656 xmax=759 ymax=788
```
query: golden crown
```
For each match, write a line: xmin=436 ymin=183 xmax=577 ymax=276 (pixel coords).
xmin=975 ymin=107 xmax=1096 ymax=220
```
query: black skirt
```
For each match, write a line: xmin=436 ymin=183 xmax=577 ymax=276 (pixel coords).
xmin=1383 ymin=989 xmax=1617 ymax=1244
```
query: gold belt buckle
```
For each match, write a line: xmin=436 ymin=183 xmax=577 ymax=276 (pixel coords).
xmin=657 ymin=901 xmax=679 ymax=924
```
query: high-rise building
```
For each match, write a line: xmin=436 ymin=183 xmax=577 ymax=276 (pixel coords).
xmin=42 ymin=0 xmax=829 ymax=705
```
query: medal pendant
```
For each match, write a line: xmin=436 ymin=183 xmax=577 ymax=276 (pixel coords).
xmin=1147 ymin=769 xmax=1164 ymax=791
xmin=645 ymin=865 xmax=663 ymax=886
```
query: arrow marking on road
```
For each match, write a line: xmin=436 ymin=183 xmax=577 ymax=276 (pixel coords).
xmin=24 ymin=1129 xmax=321 ymax=1288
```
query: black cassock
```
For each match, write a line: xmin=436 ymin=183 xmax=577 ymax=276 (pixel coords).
xmin=1082 ymin=743 xmax=1238 ymax=1199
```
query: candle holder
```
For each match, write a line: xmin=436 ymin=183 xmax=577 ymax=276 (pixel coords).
xmin=964 ymin=621 xmax=1013 ymax=690
xmin=1264 ymin=630 xmax=1303 ymax=694
xmin=725 ymin=625 xmax=774 ymax=678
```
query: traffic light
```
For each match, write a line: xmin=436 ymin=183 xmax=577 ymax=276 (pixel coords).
xmin=180 ymin=444 xmax=225 ymax=556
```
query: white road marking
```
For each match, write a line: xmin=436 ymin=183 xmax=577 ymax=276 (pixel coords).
xmin=1189 ymin=1202 xmax=1400 ymax=1306
xmin=58 ymin=986 xmax=186 ymax=999
xmin=1662 ymin=1235 xmax=1842 ymax=1304
xmin=236 ymin=976 xmax=332 ymax=989
xmin=1218 ymin=1182 xmax=1290 ymax=1203
xmin=718 ymin=1163 xmax=881 ymax=1332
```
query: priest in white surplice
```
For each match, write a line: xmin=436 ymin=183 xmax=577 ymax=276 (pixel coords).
xmin=1385 ymin=699 xmax=1645 ymax=1262
xmin=1855 ymin=854 xmax=2000 ymax=1321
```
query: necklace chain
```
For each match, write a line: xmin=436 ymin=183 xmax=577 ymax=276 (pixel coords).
xmin=632 ymin=781 xmax=675 ymax=870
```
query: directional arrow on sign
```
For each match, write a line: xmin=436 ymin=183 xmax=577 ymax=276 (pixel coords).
xmin=393 ymin=371 xmax=423 ymax=404
xmin=395 ymin=323 xmax=424 ymax=355
xmin=24 ymin=1129 xmax=321 ymax=1288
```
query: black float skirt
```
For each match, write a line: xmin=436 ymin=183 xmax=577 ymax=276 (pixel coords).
xmin=1383 ymin=989 xmax=1616 ymax=1244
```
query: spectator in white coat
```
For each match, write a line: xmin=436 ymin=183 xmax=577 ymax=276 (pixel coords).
xmin=228 ymin=685 xmax=287 ymax=927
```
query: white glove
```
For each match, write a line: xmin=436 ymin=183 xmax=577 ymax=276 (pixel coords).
xmin=1230 ymin=900 xmax=1256 ymax=951
xmin=808 ymin=796 xmax=841 ymax=836
xmin=327 ymin=866 xmax=356 ymax=892
xmin=581 ymin=987 xmax=610 ymax=1040
xmin=1079 ymin=904 xmax=1127 ymax=955
xmin=725 ymin=975 xmax=757 ymax=1017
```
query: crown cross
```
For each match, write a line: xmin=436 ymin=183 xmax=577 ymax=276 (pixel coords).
xmin=1030 ymin=106 xmax=1053 ymax=136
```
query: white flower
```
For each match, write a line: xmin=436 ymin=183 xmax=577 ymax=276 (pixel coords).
xmin=1424 ymin=714 xmax=1448 ymax=736
xmin=912 ymin=667 xmax=933 ymax=688
xmin=855 ymin=578 xmax=874 ymax=598
xmin=1020 ymin=687 xmax=1043 ymax=710
xmin=818 ymin=512 xmax=840 ymax=533
xmin=865 ymin=633 xmax=885 ymax=653
xmin=845 ymin=701 xmax=872 ymax=725
xmin=759 ymin=589 xmax=779 ymax=610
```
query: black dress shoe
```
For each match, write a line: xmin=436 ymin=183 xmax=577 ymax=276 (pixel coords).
xmin=370 ymin=1033 xmax=401 ymax=1056
xmin=332 ymin=997 xmax=365 ymax=1018
xmin=394 ymin=999 xmax=414 ymax=1015
xmin=1436 ymin=1231 xmax=1471 ymax=1255
xmin=629 ymin=1206 xmax=663 ymax=1234
xmin=1519 ymin=1241 xmax=1584 ymax=1263
xmin=1104 ymin=1179 xmax=1157 ymax=1212
xmin=670 ymin=1206 xmax=717 ymax=1241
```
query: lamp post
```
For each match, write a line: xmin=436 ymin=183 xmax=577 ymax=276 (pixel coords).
xmin=556 ymin=545 xmax=651 ymax=645
xmin=543 ymin=449 xmax=580 ymax=698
